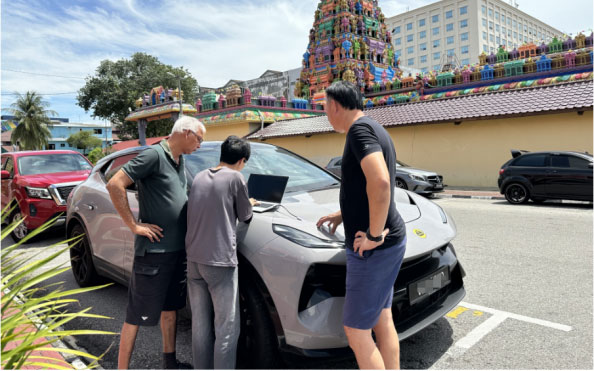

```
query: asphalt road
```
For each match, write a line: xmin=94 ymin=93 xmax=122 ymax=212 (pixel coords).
xmin=3 ymin=198 xmax=592 ymax=369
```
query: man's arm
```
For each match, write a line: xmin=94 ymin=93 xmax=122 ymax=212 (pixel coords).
xmin=106 ymin=169 xmax=163 ymax=242
xmin=360 ymin=151 xmax=391 ymax=237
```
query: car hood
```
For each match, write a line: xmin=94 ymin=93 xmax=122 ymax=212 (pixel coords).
xmin=396 ymin=167 xmax=438 ymax=176
xmin=265 ymin=186 xmax=455 ymax=259
xmin=18 ymin=170 xmax=91 ymax=187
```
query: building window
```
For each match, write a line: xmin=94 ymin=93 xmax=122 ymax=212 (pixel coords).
xmin=446 ymin=23 xmax=454 ymax=32
xmin=421 ymin=67 xmax=429 ymax=73
xmin=94 ymin=128 xmax=103 ymax=135
xmin=408 ymin=58 xmax=414 ymax=66
xmin=482 ymin=5 xmax=486 ymax=15
xmin=508 ymin=29 xmax=512 ymax=37
xmin=395 ymin=37 xmax=401 ymax=45
xmin=447 ymin=48 xmax=454 ymax=56
xmin=496 ymin=24 xmax=500 ymax=32
xmin=518 ymin=22 xmax=522 ymax=30
xmin=502 ymin=26 xmax=506 ymax=34
xmin=393 ymin=26 xmax=401 ymax=34
xmin=420 ymin=55 xmax=427 ymax=63
xmin=495 ymin=12 xmax=499 ymax=21
xmin=433 ymin=39 xmax=441 ymax=48
xmin=460 ymin=6 xmax=467 ymax=15
xmin=502 ymin=15 xmax=506 ymax=23
xmin=489 ymin=21 xmax=493 ymax=30
xmin=514 ymin=31 xmax=518 ymax=39
xmin=447 ymin=36 xmax=454 ymax=44
xmin=48 ymin=144 xmax=55 ymax=150
xmin=483 ymin=44 xmax=489 ymax=52
xmin=460 ymin=19 xmax=468 ymax=28
xmin=502 ymin=39 xmax=507 ymax=46
xmin=407 ymin=22 xmax=413 ymax=30
xmin=461 ymin=32 xmax=469 ymax=41
xmin=508 ymin=18 xmax=512 ymax=26
xmin=60 ymin=143 xmax=66 ymax=147
xmin=446 ymin=10 xmax=453 ymax=19
xmin=461 ymin=58 xmax=470 ymax=65
xmin=419 ymin=42 xmax=427 ymax=51
xmin=433 ymin=51 xmax=441 ymax=60
xmin=419 ymin=30 xmax=426 ymax=39
xmin=483 ymin=31 xmax=487 ymax=40
xmin=395 ymin=49 xmax=401 ymax=56
xmin=490 ymin=34 xmax=495 ymax=42
xmin=433 ymin=64 xmax=441 ymax=70
xmin=407 ymin=34 xmax=414 ymax=42
xmin=432 ymin=14 xmax=439 ymax=23
xmin=488 ymin=8 xmax=493 ymax=17
xmin=461 ymin=45 xmax=469 ymax=54
xmin=524 ymin=35 xmax=528 ymax=42
xmin=482 ymin=18 xmax=487 ymax=27
xmin=513 ymin=20 xmax=517 ymax=29
xmin=432 ymin=27 xmax=440 ymax=36
xmin=419 ymin=18 xmax=425 ymax=27
xmin=496 ymin=36 xmax=500 ymax=44
xmin=407 ymin=46 xmax=414 ymax=54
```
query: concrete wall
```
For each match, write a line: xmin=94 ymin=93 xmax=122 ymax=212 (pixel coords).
xmin=254 ymin=111 xmax=593 ymax=188
xmin=203 ymin=122 xmax=261 ymax=142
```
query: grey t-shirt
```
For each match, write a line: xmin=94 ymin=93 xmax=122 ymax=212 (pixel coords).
xmin=185 ymin=167 xmax=253 ymax=266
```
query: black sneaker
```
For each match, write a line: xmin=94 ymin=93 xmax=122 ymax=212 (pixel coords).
xmin=163 ymin=359 xmax=193 ymax=369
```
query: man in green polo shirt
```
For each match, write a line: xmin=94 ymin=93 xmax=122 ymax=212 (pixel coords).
xmin=107 ymin=115 xmax=205 ymax=369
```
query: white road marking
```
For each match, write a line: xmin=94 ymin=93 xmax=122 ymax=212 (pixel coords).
xmin=455 ymin=313 xmax=507 ymax=350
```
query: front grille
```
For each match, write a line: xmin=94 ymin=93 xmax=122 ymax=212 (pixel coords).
xmin=57 ymin=186 xmax=76 ymax=200
xmin=427 ymin=175 xmax=443 ymax=184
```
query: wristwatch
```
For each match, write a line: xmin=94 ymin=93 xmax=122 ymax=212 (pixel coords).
xmin=366 ymin=228 xmax=383 ymax=242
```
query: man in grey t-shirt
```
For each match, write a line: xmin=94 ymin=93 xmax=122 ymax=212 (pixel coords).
xmin=185 ymin=136 xmax=257 ymax=369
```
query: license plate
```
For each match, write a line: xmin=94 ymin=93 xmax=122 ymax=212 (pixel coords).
xmin=408 ymin=266 xmax=450 ymax=305
xmin=434 ymin=184 xmax=443 ymax=189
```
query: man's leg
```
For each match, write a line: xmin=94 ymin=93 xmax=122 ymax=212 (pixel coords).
xmin=344 ymin=326 xmax=385 ymax=370
xmin=118 ymin=322 xmax=139 ymax=369
xmin=188 ymin=262 xmax=214 ymax=369
xmin=208 ymin=266 xmax=240 ymax=369
xmin=373 ymin=308 xmax=400 ymax=369
xmin=160 ymin=310 xmax=177 ymax=353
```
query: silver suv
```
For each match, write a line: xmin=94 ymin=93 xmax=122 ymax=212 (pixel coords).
xmin=326 ymin=156 xmax=445 ymax=195
xmin=66 ymin=142 xmax=465 ymax=368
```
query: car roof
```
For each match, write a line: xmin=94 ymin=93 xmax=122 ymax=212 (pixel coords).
xmin=515 ymin=150 xmax=592 ymax=157
xmin=2 ymin=150 xmax=83 ymax=157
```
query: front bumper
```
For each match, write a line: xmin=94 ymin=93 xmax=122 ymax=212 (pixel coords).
xmin=410 ymin=180 xmax=446 ymax=194
xmin=19 ymin=198 xmax=66 ymax=230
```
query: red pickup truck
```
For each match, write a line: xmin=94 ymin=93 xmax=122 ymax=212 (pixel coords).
xmin=1 ymin=150 xmax=93 ymax=242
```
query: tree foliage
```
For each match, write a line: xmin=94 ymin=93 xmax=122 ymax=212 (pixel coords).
xmin=66 ymin=131 xmax=102 ymax=155
xmin=77 ymin=53 xmax=199 ymax=140
xmin=3 ymin=92 xmax=55 ymax=150
xmin=87 ymin=147 xmax=106 ymax=164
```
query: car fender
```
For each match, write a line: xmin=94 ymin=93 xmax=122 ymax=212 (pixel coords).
xmin=500 ymin=175 xmax=532 ymax=193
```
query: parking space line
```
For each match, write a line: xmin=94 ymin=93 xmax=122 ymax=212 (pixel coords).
xmin=455 ymin=313 xmax=507 ymax=350
xmin=460 ymin=301 xmax=573 ymax=332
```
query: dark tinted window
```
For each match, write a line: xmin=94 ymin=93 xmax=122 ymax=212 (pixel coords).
xmin=513 ymin=154 xmax=547 ymax=167
xmin=551 ymin=154 xmax=591 ymax=169
xmin=103 ymin=153 xmax=140 ymax=182
xmin=4 ymin=157 xmax=14 ymax=176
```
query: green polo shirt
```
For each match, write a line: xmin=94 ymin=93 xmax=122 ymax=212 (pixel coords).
xmin=122 ymin=140 xmax=188 ymax=256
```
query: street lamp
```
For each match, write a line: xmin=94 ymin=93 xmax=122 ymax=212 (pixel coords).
xmin=167 ymin=71 xmax=183 ymax=117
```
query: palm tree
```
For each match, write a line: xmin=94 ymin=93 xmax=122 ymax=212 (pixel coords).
xmin=4 ymin=92 xmax=57 ymax=150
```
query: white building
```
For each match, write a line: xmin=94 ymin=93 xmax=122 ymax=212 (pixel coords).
xmin=386 ymin=0 xmax=564 ymax=73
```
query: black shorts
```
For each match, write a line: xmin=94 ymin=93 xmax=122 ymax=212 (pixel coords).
xmin=125 ymin=250 xmax=187 ymax=326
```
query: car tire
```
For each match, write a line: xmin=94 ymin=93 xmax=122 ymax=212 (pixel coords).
xmin=10 ymin=210 xmax=29 ymax=243
xmin=395 ymin=178 xmax=408 ymax=190
xmin=69 ymin=224 xmax=100 ymax=287
xmin=237 ymin=281 xmax=283 ymax=369
xmin=504 ymin=183 xmax=529 ymax=204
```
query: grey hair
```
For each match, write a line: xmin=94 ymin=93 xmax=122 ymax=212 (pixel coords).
xmin=170 ymin=115 xmax=206 ymax=135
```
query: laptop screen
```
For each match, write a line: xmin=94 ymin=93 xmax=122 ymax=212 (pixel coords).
xmin=247 ymin=174 xmax=289 ymax=203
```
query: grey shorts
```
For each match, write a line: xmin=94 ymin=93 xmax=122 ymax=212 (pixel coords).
xmin=125 ymin=251 xmax=187 ymax=326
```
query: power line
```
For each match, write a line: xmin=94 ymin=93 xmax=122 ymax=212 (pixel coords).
xmin=1 ymin=68 xmax=86 ymax=80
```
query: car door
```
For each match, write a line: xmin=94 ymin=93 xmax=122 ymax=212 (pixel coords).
xmin=546 ymin=154 xmax=593 ymax=199
xmin=510 ymin=154 xmax=549 ymax=195
xmin=1 ymin=156 xmax=15 ymax=210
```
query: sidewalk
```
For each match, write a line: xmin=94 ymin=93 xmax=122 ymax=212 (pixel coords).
xmin=438 ymin=187 xmax=505 ymax=200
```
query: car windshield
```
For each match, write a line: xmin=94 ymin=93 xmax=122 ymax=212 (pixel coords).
xmin=18 ymin=154 xmax=92 ymax=175
xmin=184 ymin=143 xmax=339 ymax=193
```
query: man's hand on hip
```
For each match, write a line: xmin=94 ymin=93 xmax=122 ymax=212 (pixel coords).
xmin=132 ymin=223 xmax=163 ymax=243
xmin=353 ymin=228 xmax=389 ymax=256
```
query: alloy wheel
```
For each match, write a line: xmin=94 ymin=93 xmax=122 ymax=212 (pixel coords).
xmin=11 ymin=212 xmax=28 ymax=240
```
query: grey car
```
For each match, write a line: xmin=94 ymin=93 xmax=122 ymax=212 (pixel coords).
xmin=66 ymin=142 xmax=465 ymax=368
xmin=326 ymin=156 xmax=445 ymax=195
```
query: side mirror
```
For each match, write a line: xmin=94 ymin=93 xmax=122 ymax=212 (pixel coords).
xmin=1 ymin=170 xmax=10 ymax=180
xmin=589 ymin=163 xmax=593 ymax=169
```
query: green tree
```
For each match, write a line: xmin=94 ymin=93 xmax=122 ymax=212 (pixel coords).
xmin=77 ymin=53 xmax=199 ymax=140
xmin=87 ymin=147 xmax=105 ymax=164
xmin=66 ymin=131 xmax=102 ymax=155
xmin=3 ymin=92 xmax=56 ymax=150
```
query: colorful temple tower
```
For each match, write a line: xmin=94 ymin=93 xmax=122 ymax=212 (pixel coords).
xmin=295 ymin=0 xmax=401 ymax=103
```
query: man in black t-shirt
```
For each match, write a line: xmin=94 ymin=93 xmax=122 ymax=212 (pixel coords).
xmin=317 ymin=81 xmax=407 ymax=370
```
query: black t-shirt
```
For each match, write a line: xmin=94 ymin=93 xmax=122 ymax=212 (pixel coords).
xmin=339 ymin=116 xmax=406 ymax=250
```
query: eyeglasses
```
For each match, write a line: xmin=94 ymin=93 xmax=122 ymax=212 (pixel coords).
xmin=188 ymin=130 xmax=203 ymax=144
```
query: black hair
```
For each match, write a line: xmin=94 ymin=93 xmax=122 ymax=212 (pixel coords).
xmin=325 ymin=81 xmax=363 ymax=110
xmin=220 ymin=135 xmax=251 ymax=164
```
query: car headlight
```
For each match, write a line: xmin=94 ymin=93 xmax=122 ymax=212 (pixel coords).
xmin=410 ymin=174 xmax=426 ymax=182
xmin=436 ymin=204 xmax=448 ymax=223
xmin=25 ymin=186 xmax=52 ymax=199
xmin=273 ymin=224 xmax=344 ymax=249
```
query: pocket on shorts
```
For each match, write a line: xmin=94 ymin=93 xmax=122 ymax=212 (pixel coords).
xmin=132 ymin=262 xmax=162 ymax=296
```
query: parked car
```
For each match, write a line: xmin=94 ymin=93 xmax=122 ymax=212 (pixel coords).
xmin=498 ymin=149 xmax=593 ymax=204
xmin=326 ymin=156 xmax=445 ymax=195
xmin=1 ymin=150 xmax=93 ymax=242
xmin=66 ymin=142 xmax=465 ymax=368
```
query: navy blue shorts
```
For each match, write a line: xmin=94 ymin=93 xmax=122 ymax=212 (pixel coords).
xmin=343 ymin=237 xmax=407 ymax=330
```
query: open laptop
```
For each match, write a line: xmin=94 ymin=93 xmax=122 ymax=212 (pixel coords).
xmin=247 ymin=174 xmax=289 ymax=213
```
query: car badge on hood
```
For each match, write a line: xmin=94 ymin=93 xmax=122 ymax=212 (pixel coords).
xmin=413 ymin=229 xmax=427 ymax=238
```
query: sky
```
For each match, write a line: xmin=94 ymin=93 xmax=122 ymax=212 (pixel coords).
xmin=1 ymin=0 xmax=592 ymax=124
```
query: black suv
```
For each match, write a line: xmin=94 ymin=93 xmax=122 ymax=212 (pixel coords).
xmin=498 ymin=150 xmax=593 ymax=204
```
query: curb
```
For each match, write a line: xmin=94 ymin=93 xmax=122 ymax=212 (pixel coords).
xmin=437 ymin=194 xmax=505 ymax=200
